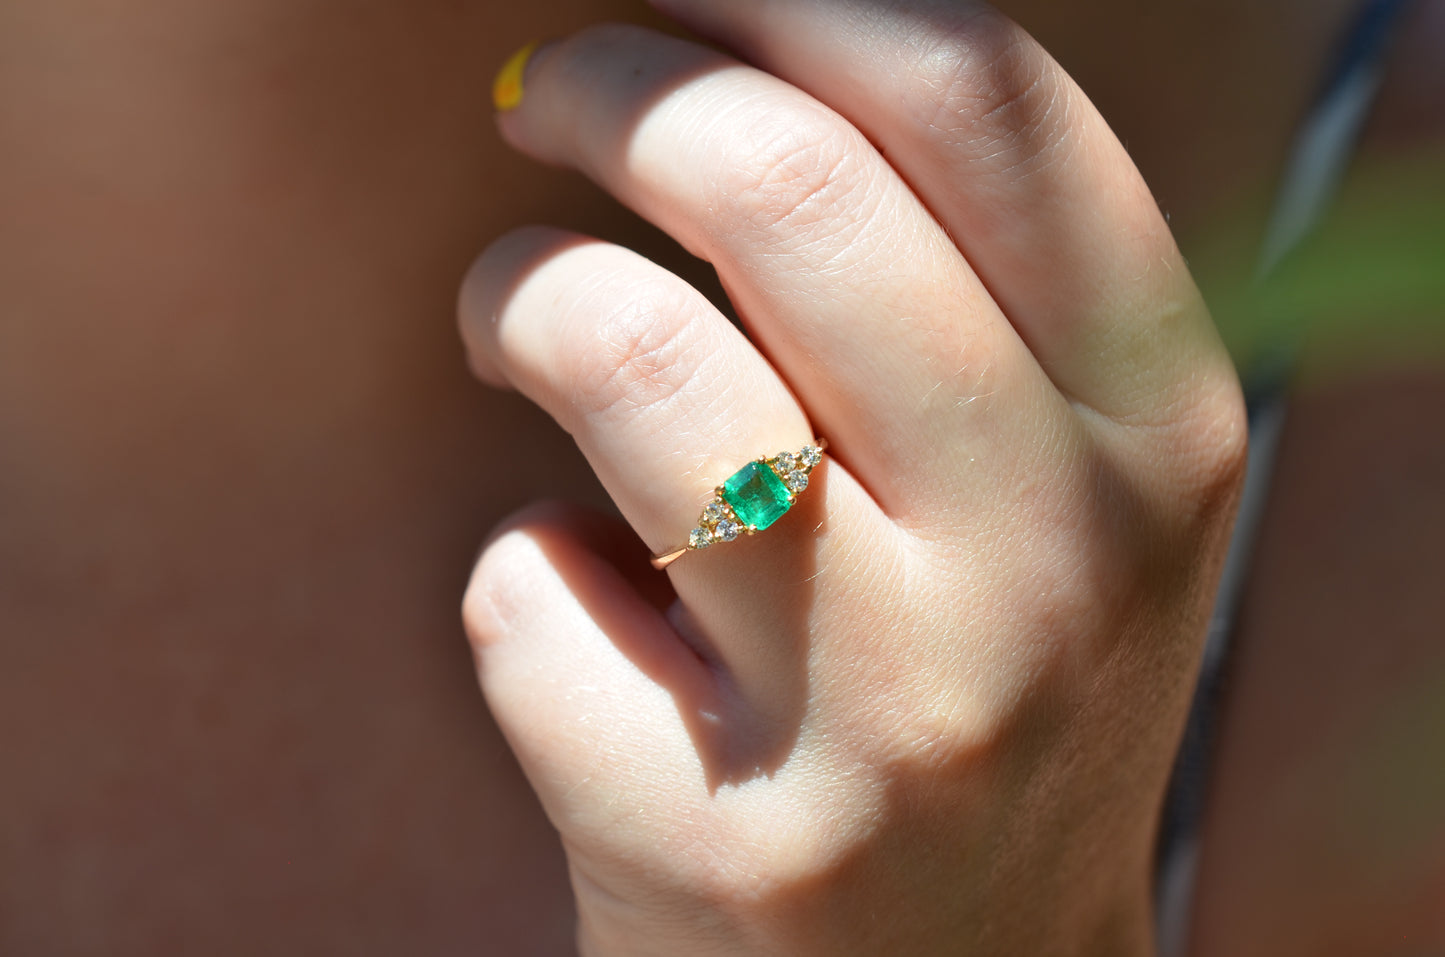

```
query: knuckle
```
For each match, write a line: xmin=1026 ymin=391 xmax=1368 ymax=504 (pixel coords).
xmin=559 ymin=278 xmax=706 ymax=422
xmin=708 ymin=104 xmax=875 ymax=248
xmin=904 ymin=8 xmax=1073 ymax=176
xmin=1127 ymin=357 xmax=1249 ymax=533
xmin=1174 ymin=367 xmax=1250 ymax=514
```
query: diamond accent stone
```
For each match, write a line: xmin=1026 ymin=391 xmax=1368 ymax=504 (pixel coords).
xmin=689 ymin=527 xmax=712 ymax=550
xmin=773 ymin=451 xmax=796 ymax=473
xmin=715 ymin=520 xmax=741 ymax=542
xmin=703 ymin=501 xmax=729 ymax=524
xmin=721 ymin=460 xmax=793 ymax=531
xmin=786 ymin=469 xmax=809 ymax=493
xmin=800 ymin=445 xmax=822 ymax=468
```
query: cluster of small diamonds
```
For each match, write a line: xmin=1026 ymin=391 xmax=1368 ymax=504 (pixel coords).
xmin=688 ymin=442 xmax=824 ymax=551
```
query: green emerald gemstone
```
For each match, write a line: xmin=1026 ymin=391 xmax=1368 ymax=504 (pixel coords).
xmin=721 ymin=461 xmax=792 ymax=531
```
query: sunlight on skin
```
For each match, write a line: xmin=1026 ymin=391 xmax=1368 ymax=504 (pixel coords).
xmin=0 ymin=0 xmax=1437 ymax=952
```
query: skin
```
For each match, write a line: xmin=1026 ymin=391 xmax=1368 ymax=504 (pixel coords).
xmin=459 ymin=4 xmax=1245 ymax=952
xmin=0 ymin=0 xmax=1437 ymax=953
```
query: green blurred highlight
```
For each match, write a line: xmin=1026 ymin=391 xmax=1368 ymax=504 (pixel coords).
xmin=1188 ymin=148 xmax=1445 ymax=382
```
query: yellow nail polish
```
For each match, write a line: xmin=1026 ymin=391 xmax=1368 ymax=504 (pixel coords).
xmin=492 ymin=41 xmax=538 ymax=113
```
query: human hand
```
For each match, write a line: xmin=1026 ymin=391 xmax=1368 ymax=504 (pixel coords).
xmin=458 ymin=1 xmax=1245 ymax=954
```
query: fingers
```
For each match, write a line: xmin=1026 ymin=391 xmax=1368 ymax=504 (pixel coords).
xmin=459 ymin=224 xmax=894 ymax=704
xmin=464 ymin=500 xmax=859 ymax=812
xmin=651 ymin=0 xmax=1235 ymax=426
xmin=459 ymin=225 xmax=811 ymax=554
xmin=495 ymin=25 xmax=1063 ymax=515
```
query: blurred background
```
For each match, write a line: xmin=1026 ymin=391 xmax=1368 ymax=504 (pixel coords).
xmin=0 ymin=1 xmax=1438 ymax=954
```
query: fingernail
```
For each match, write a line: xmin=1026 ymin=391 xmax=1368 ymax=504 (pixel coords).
xmin=492 ymin=41 xmax=539 ymax=112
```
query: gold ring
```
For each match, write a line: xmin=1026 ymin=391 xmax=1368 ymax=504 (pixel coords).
xmin=650 ymin=439 xmax=827 ymax=570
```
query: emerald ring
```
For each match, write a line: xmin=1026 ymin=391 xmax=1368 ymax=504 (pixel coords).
xmin=650 ymin=439 xmax=827 ymax=570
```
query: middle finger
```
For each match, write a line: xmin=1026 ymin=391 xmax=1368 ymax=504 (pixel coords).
xmin=497 ymin=24 xmax=1068 ymax=517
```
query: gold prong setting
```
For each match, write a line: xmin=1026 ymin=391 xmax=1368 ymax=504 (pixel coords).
xmin=684 ymin=441 xmax=825 ymax=553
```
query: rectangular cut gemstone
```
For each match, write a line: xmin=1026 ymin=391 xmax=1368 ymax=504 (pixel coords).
xmin=721 ymin=461 xmax=792 ymax=530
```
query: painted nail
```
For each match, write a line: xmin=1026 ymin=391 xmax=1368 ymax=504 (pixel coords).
xmin=492 ymin=41 xmax=538 ymax=112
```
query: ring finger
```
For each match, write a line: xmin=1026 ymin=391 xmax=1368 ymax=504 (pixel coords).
xmin=459 ymin=225 xmax=893 ymax=696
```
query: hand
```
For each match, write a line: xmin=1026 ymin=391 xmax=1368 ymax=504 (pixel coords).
xmin=458 ymin=1 xmax=1245 ymax=953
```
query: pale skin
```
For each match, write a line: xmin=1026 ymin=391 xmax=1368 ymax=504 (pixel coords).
xmin=457 ymin=4 xmax=1251 ymax=953
xmin=1 ymin=0 xmax=1440 ymax=954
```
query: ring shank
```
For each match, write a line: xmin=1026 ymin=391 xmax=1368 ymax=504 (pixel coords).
xmin=650 ymin=546 xmax=689 ymax=570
